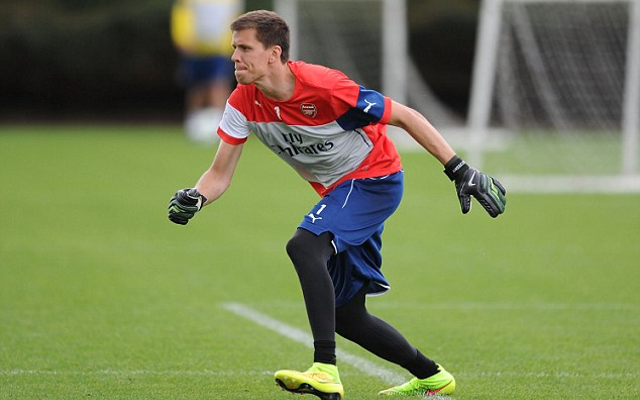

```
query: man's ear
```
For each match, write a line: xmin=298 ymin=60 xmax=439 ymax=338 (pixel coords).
xmin=269 ymin=45 xmax=283 ymax=64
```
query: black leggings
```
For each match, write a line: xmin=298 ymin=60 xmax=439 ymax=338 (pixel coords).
xmin=286 ymin=228 xmax=438 ymax=378
xmin=336 ymin=285 xmax=438 ymax=378
xmin=286 ymin=228 xmax=337 ymax=342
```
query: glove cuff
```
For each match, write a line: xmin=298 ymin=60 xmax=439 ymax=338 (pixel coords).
xmin=443 ymin=155 xmax=469 ymax=181
xmin=186 ymin=188 xmax=208 ymax=210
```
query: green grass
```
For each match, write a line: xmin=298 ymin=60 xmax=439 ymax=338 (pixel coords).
xmin=483 ymin=130 xmax=627 ymax=175
xmin=1 ymin=124 xmax=638 ymax=399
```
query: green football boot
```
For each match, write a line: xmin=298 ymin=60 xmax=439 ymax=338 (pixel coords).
xmin=378 ymin=365 xmax=455 ymax=396
xmin=275 ymin=362 xmax=344 ymax=400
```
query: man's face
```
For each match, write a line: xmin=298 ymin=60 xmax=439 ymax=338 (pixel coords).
xmin=231 ymin=28 xmax=273 ymax=85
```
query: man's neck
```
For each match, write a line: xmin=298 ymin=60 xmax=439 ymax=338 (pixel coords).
xmin=255 ymin=62 xmax=295 ymax=101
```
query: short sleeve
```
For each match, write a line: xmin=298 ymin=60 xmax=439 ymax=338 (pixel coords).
xmin=333 ymin=79 xmax=391 ymax=131
xmin=217 ymin=92 xmax=250 ymax=145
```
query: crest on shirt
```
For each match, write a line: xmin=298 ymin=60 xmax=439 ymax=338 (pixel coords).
xmin=300 ymin=103 xmax=317 ymax=118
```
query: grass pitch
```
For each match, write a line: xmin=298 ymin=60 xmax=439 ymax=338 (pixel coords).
xmin=0 ymin=124 xmax=638 ymax=399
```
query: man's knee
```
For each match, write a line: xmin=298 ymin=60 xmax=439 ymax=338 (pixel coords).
xmin=286 ymin=229 xmax=332 ymax=263
xmin=285 ymin=230 xmax=308 ymax=262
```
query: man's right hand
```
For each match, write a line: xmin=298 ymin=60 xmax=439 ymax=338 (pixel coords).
xmin=168 ymin=188 xmax=207 ymax=225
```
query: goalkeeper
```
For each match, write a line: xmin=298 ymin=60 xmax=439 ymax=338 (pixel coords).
xmin=168 ymin=9 xmax=506 ymax=400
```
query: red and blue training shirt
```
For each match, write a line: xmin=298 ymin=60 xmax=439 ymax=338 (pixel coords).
xmin=218 ymin=60 xmax=402 ymax=197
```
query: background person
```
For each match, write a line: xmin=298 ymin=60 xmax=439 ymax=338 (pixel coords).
xmin=170 ymin=0 xmax=244 ymax=145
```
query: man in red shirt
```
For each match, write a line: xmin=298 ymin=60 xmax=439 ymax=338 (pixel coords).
xmin=169 ymin=9 xmax=506 ymax=399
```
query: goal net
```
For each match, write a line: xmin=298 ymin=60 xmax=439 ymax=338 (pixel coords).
xmin=273 ymin=0 xmax=463 ymax=141
xmin=467 ymin=0 xmax=640 ymax=193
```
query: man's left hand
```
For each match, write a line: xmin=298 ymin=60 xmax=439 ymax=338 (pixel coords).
xmin=444 ymin=156 xmax=507 ymax=218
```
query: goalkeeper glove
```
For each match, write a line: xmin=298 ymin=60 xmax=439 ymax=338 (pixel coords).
xmin=443 ymin=155 xmax=507 ymax=218
xmin=168 ymin=188 xmax=207 ymax=225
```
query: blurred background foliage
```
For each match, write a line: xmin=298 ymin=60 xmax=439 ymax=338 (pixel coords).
xmin=0 ymin=0 xmax=478 ymax=122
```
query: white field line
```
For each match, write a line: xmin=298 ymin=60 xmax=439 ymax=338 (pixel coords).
xmin=2 ymin=369 xmax=637 ymax=379
xmin=370 ymin=302 xmax=640 ymax=311
xmin=219 ymin=302 xmax=639 ymax=381
xmin=0 ymin=369 xmax=269 ymax=377
xmin=3 ymin=302 xmax=637 ymax=380
xmin=253 ymin=301 xmax=640 ymax=312
xmin=220 ymin=302 xmax=406 ymax=385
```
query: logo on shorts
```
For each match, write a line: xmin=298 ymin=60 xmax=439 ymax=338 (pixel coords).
xmin=300 ymin=103 xmax=317 ymax=118
xmin=307 ymin=213 xmax=322 ymax=223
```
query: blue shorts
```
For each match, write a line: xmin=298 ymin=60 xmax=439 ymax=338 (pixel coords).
xmin=181 ymin=55 xmax=234 ymax=87
xmin=298 ymin=171 xmax=404 ymax=307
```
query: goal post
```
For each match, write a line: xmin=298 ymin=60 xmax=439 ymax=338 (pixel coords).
xmin=623 ymin=0 xmax=640 ymax=174
xmin=467 ymin=0 xmax=640 ymax=193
